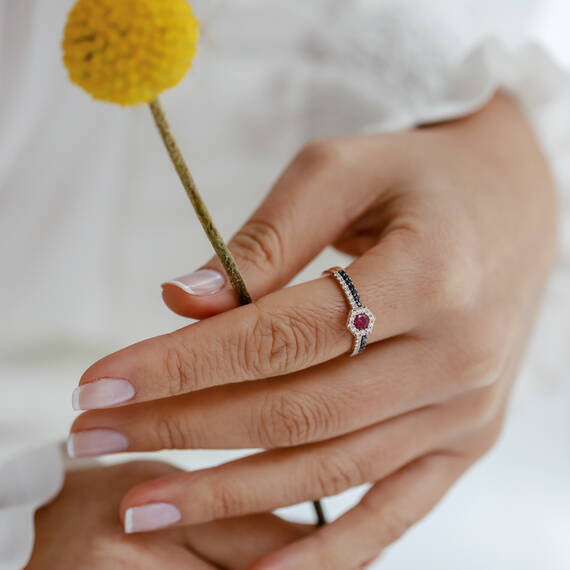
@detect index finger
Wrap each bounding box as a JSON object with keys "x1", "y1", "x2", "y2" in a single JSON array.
[{"x1": 73, "y1": 233, "x2": 434, "y2": 410}]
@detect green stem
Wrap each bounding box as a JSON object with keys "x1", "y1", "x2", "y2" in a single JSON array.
[
  {"x1": 149, "y1": 98, "x2": 251, "y2": 305},
  {"x1": 148, "y1": 97, "x2": 326, "y2": 526}
]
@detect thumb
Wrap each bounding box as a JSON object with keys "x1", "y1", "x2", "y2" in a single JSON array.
[{"x1": 162, "y1": 138, "x2": 391, "y2": 319}]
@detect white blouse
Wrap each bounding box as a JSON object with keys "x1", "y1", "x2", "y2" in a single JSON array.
[{"x1": 1, "y1": 1, "x2": 569, "y2": 568}]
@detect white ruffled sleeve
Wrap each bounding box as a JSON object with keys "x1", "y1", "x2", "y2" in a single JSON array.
[
  {"x1": 2, "y1": 2, "x2": 569, "y2": 568},
  {"x1": 310, "y1": 0, "x2": 570, "y2": 260},
  {"x1": 0, "y1": 444, "x2": 64, "y2": 570}
]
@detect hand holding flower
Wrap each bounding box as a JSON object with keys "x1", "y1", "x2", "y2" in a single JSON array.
[{"x1": 69, "y1": 93, "x2": 556, "y2": 568}]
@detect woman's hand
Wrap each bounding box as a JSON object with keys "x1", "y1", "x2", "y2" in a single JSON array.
[
  {"x1": 27, "y1": 461, "x2": 309, "y2": 569},
  {"x1": 68, "y1": 93, "x2": 556, "y2": 569}
]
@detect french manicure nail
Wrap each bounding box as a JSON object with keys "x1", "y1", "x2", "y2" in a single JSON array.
[
  {"x1": 124, "y1": 502, "x2": 182, "y2": 533},
  {"x1": 162, "y1": 269, "x2": 225, "y2": 295},
  {"x1": 67, "y1": 429, "x2": 129, "y2": 458},
  {"x1": 72, "y1": 378, "x2": 135, "y2": 410}
]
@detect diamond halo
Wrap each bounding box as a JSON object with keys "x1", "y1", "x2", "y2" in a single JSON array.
[{"x1": 323, "y1": 266, "x2": 376, "y2": 356}]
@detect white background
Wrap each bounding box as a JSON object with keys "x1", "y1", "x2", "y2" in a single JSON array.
[{"x1": 1, "y1": 1, "x2": 569, "y2": 568}]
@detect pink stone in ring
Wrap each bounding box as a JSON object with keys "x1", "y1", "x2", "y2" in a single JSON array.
[{"x1": 353, "y1": 313, "x2": 370, "y2": 331}]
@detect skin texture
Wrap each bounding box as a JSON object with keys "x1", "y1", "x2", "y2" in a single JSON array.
[
  {"x1": 28, "y1": 461, "x2": 312, "y2": 570},
  {"x1": 66, "y1": 93, "x2": 556, "y2": 569}
]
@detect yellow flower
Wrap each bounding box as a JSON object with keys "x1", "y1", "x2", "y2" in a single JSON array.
[{"x1": 62, "y1": 0, "x2": 199, "y2": 106}]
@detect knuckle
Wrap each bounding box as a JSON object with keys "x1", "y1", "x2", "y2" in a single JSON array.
[
  {"x1": 378, "y1": 507, "x2": 416, "y2": 544},
  {"x1": 307, "y1": 449, "x2": 365, "y2": 497},
  {"x1": 258, "y1": 394, "x2": 313, "y2": 447},
  {"x1": 458, "y1": 411, "x2": 507, "y2": 463},
  {"x1": 160, "y1": 334, "x2": 198, "y2": 396},
  {"x1": 231, "y1": 219, "x2": 285, "y2": 275},
  {"x1": 399, "y1": 221, "x2": 480, "y2": 313},
  {"x1": 462, "y1": 384, "x2": 505, "y2": 432},
  {"x1": 155, "y1": 414, "x2": 189, "y2": 450},
  {"x1": 448, "y1": 322, "x2": 504, "y2": 389},
  {"x1": 167, "y1": 470, "x2": 237, "y2": 522},
  {"x1": 478, "y1": 413, "x2": 506, "y2": 453},
  {"x1": 258, "y1": 390, "x2": 337, "y2": 447},
  {"x1": 294, "y1": 138, "x2": 346, "y2": 174},
  {"x1": 210, "y1": 481, "x2": 244, "y2": 520},
  {"x1": 419, "y1": 252, "x2": 474, "y2": 311},
  {"x1": 237, "y1": 305, "x2": 319, "y2": 377}
]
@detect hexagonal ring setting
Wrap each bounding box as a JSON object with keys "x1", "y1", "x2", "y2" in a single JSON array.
[{"x1": 323, "y1": 266, "x2": 375, "y2": 356}]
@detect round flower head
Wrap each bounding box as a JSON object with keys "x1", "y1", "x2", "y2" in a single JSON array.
[{"x1": 62, "y1": 0, "x2": 199, "y2": 106}]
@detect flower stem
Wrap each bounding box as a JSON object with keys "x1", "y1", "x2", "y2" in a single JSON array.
[
  {"x1": 149, "y1": 98, "x2": 251, "y2": 305},
  {"x1": 148, "y1": 97, "x2": 326, "y2": 526}
]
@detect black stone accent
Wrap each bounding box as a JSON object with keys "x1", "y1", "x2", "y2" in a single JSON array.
[
  {"x1": 338, "y1": 270, "x2": 362, "y2": 307},
  {"x1": 359, "y1": 335, "x2": 367, "y2": 353}
]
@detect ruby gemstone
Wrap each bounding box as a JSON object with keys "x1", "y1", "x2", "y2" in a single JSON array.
[{"x1": 353, "y1": 313, "x2": 370, "y2": 331}]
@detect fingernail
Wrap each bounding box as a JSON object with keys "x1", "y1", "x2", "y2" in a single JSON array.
[
  {"x1": 67, "y1": 429, "x2": 129, "y2": 458},
  {"x1": 124, "y1": 502, "x2": 182, "y2": 533},
  {"x1": 162, "y1": 269, "x2": 225, "y2": 295},
  {"x1": 72, "y1": 378, "x2": 135, "y2": 410}
]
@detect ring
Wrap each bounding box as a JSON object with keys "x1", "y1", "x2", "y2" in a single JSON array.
[{"x1": 323, "y1": 266, "x2": 375, "y2": 356}]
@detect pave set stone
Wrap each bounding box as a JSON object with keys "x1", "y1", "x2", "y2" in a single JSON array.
[{"x1": 329, "y1": 268, "x2": 375, "y2": 356}]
